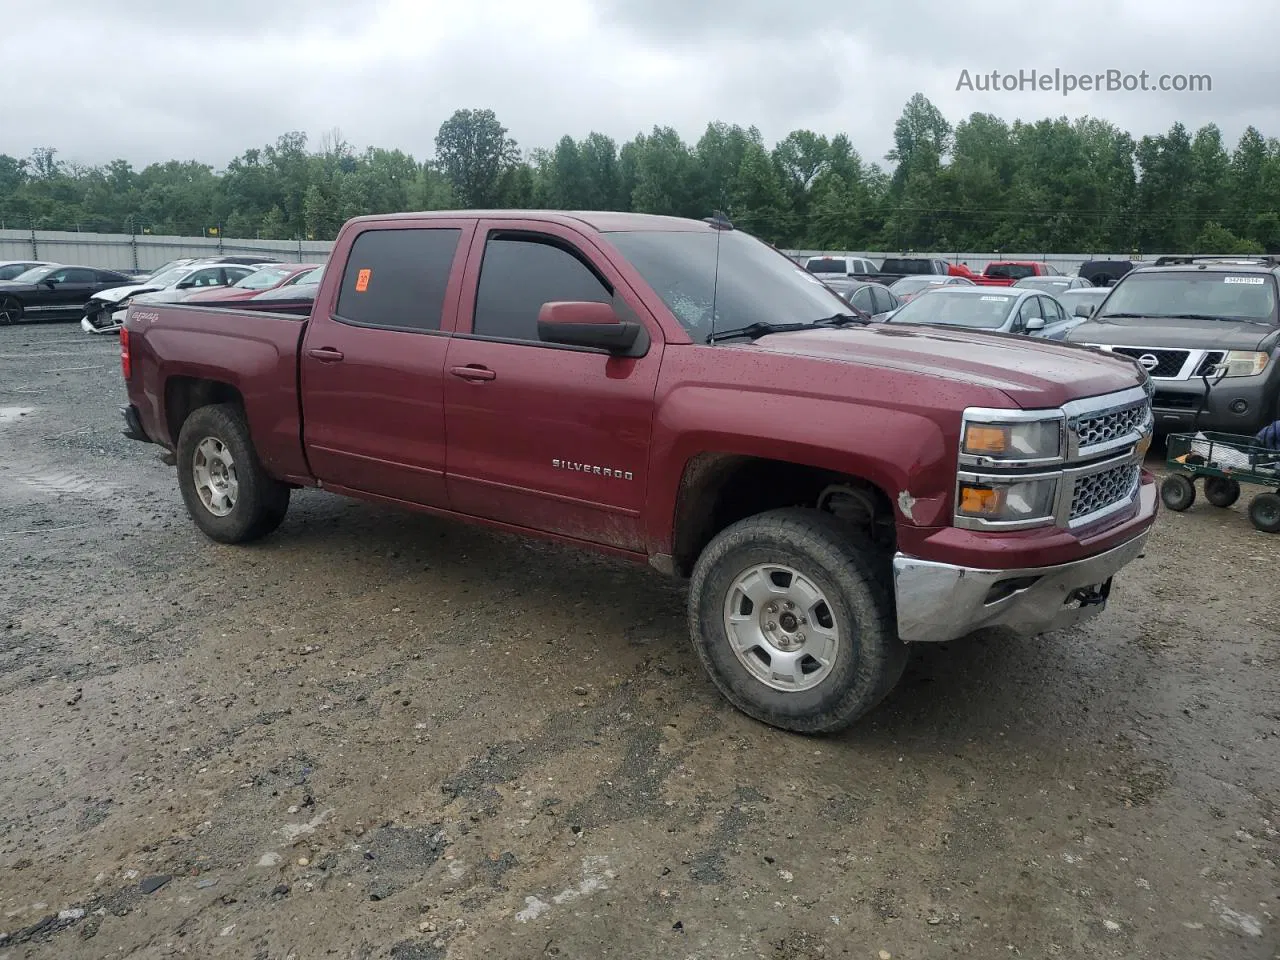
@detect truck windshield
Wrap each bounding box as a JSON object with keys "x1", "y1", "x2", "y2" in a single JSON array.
[
  {"x1": 605, "y1": 229, "x2": 851, "y2": 342},
  {"x1": 1098, "y1": 272, "x2": 1278, "y2": 323}
]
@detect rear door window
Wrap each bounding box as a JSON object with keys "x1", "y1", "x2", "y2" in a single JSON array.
[{"x1": 335, "y1": 228, "x2": 462, "y2": 332}]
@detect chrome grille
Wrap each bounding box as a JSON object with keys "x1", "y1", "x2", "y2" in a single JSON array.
[
  {"x1": 1073, "y1": 401, "x2": 1148, "y2": 450},
  {"x1": 1070, "y1": 462, "x2": 1139, "y2": 521},
  {"x1": 1111, "y1": 347, "x2": 1187, "y2": 378}
]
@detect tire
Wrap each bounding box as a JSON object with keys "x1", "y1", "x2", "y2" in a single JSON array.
[
  {"x1": 1160, "y1": 473, "x2": 1196, "y2": 512},
  {"x1": 1203, "y1": 476, "x2": 1241, "y2": 508},
  {"x1": 175, "y1": 403, "x2": 290, "y2": 544},
  {"x1": 687, "y1": 507, "x2": 906, "y2": 735},
  {"x1": 0, "y1": 296, "x2": 22, "y2": 326},
  {"x1": 1248, "y1": 492, "x2": 1280, "y2": 534}
]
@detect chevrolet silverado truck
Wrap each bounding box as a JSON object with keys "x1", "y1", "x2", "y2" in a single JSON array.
[
  {"x1": 1067, "y1": 256, "x2": 1280, "y2": 436},
  {"x1": 119, "y1": 211, "x2": 1158, "y2": 734}
]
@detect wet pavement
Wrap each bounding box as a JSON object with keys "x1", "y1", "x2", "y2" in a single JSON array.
[{"x1": 1, "y1": 322, "x2": 1276, "y2": 959}]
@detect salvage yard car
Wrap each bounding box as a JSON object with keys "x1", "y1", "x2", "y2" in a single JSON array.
[
  {"x1": 887, "y1": 286, "x2": 1079, "y2": 339},
  {"x1": 823, "y1": 277, "x2": 902, "y2": 320},
  {"x1": 0, "y1": 263, "x2": 137, "y2": 324},
  {"x1": 119, "y1": 211, "x2": 1158, "y2": 734},
  {"x1": 82, "y1": 261, "x2": 260, "y2": 333},
  {"x1": 180, "y1": 263, "x2": 323, "y2": 303},
  {"x1": 0, "y1": 259, "x2": 50, "y2": 281},
  {"x1": 1067, "y1": 255, "x2": 1280, "y2": 436}
]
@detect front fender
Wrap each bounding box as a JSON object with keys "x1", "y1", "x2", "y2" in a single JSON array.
[{"x1": 644, "y1": 383, "x2": 956, "y2": 555}]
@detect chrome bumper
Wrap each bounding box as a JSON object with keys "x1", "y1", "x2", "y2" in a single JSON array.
[{"x1": 892, "y1": 529, "x2": 1150, "y2": 644}]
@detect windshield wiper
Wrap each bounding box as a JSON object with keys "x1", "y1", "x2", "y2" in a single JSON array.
[
  {"x1": 1095, "y1": 312, "x2": 1145, "y2": 319},
  {"x1": 706, "y1": 321, "x2": 817, "y2": 343},
  {"x1": 707, "y1": 314, "x2": 870, "y2": 344},
  {"x1": 812, "y1": 312, "x2": 871, "y2": 328}
]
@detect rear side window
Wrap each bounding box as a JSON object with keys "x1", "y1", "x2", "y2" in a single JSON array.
[
  {"x1": 335, "y1": 227, "x2": 462, "y2": 331},
  {"x1": 473, "y1": 236, "x2": 612, "y2": 342},
  {"x1": 805, "y1": 258, "x2": 847, "y2": 275},
  {"x1": 986, "y1": 263, "x2": 1036, "y2": 280}
]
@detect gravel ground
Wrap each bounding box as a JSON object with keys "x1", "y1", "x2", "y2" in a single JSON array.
[{"x1": 0, "y1": 322, "x2": 1276, "y2": 960}]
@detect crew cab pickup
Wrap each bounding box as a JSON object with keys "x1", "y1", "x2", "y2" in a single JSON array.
[
  {"x1": 120, "y1": 211, "x2": 1159, "y2": 734},
  {"x1": 874, "y1": 257, "x2": 952, "y2": 285}
]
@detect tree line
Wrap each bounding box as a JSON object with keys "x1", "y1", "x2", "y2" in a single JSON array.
[{"x1": 2, "y1": 93, "x2": 1278, "y2": 254}]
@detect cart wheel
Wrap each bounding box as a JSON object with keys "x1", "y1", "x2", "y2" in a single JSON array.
[
  {"x1": 1204, "y1": 476, "x2": 1241, "y2": 508},
  {"x1": 1160, "y1": 473, "x2": 1196, "y2": 512},
  {"x1": 1248, "y1": 493, "x2": 1280, "y2": 533}
]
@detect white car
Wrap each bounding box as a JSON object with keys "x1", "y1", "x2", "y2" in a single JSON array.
[{"x1": 81, "y1": 261, "x2": 260, "y2": 334}]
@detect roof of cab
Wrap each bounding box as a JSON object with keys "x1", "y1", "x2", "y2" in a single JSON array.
[{"x1": 342, "y1": 210, "x2": 715, "y2": 232}]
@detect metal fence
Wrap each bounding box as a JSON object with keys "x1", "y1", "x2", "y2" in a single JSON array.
[
  {"x1": 0, "y1": 229, "x2": 333, "y2": 272},
  {"x1": 0, "y1": 228, "x2": 1160, "y2": 275}
]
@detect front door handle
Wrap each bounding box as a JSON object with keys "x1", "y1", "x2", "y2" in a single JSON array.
[
  {"x1": 308, "y1": 347, "x2": 345, "y2": 362},
  {"x1": 450, "y1": 365, "x2": 496, "y2": 382}
]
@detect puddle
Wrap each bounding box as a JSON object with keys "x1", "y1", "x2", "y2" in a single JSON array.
[{"x1": 0, "y1": 406, "x2": 35, "y2": 423}]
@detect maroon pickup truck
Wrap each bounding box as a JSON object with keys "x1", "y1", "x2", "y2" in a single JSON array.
[{"x1": 120, "y1": 211, "x2": 1158, "y2": 734}]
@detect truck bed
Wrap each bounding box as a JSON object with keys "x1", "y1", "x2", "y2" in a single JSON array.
[{"x1": 127, "y1": 302, "x2": 313, "y2": 483}]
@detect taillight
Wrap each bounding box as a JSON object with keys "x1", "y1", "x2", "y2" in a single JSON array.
[{"x1": 120, "y1": 326, "x2": 131, "y2": 379}]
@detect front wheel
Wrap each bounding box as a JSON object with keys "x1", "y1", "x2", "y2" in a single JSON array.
[
  {"x1": 687, "y1": 507, "x2": 906, "y2": 734},
  {"x1": 176, "y1": 403, "x2": 290, "y2": 544},
  {"x1": 1248, "y1": 493, "x2": 1280, "y2": 534},
  {"x1": 0, "y1": 296, "x2": 22, "y2": 325}
]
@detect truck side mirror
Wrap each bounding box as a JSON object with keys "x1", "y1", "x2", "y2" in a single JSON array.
[
  {"x1": 537, "y1": 301, "x2": 644, "y2": 355},
  {"x1": 1073, "y1": 302, "x2": 1094, "y2": 318}
]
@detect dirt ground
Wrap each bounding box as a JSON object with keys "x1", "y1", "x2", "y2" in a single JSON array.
[{"x1": 0, "y1": 322, "x2": 1276, "y2": 960}]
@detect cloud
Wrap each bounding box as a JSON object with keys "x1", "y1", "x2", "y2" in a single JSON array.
[{"x1": 0, "y1": 0, "x2": 1276, "y2": 171}]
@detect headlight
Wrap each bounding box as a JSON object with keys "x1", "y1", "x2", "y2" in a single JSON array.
[
  {"x1": 1215, "y1": 351, "x2": 1269, "y2": 378},
  {"x1": 956, "y1": 476, "x2": 1059, "y2": 526},
  {"x1": 961, "y1": 417, "x2": 1063, "y2": 463}
]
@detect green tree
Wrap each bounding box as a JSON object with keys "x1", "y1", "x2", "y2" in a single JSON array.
[
  {"x1": 434, "y1": 108, "x2": 519, "y2": 207},
  {"x1": 631, "y1": 127, "x2": 697, "y2": 217},
  {"x1": 1194, "y1": 221, "x2": 1264, "y2": 254}
]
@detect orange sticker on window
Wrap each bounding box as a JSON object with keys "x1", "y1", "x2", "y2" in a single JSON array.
[{"x1": 355, "y1": 268, "x2": 371, "y2": 292}]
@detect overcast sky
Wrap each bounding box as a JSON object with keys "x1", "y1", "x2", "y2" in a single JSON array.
[{"x1": 4, "y1": 0, "x2": 1279, "y2": 171}]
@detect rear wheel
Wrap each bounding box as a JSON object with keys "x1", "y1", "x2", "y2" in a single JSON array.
[
  {"x1": 0, "y1": 296, "x2": 22, "y2": 325},
  {"x1": 1160, "y1": 473, "x2": 1196, "y2": 512},
  {"x1": 176, "y1": 403, "x2": 290, "y2": 543},
  {"x1": 687, "y1": 507, "x2": 906, "y2": 734},
  {"x1": 1204, "y1": 476, "x2": 1241, "y2": 508},
  {"x1": 1248, "y1": 493, "x2": 1280, "y2": 534}
]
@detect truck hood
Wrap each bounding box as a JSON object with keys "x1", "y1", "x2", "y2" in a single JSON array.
[
  {"x1": 1065, "y1": 314, "x2": 1279, "y2": 352},
  {"x1": 749, "y1": 323, "x2": 1145, "y2": 409}
]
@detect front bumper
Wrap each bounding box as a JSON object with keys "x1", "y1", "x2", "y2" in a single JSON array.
[
  {"x1": 1150, "y1": 377, "x2": 1275, "y2": 435},
  {"x1": 892, "y1": 528, "x2": 1151, "y2": 644}
]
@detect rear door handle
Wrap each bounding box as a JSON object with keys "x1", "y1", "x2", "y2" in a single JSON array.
[
  {"x1": 308, "y1": 347, "x2": 344, "y2": 362},
  {"x1": 450, "y1": 365, "x2": 496, "y2": 382}
]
